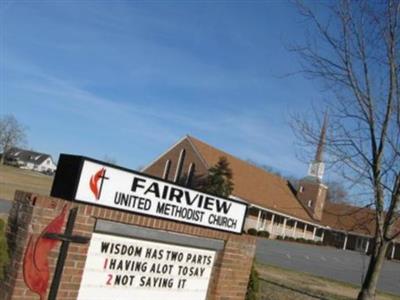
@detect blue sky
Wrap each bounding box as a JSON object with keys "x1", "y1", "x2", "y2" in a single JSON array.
[{"x1": 1, "y1": 1, "x2": 330, "y2": 178}]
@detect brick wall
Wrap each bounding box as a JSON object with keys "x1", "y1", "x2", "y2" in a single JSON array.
[
  {"x1": 1, "y1": 191, "x2": 256, "y2": 300},
  {"x1": 144, "y1": 138, "x2": 209, "y2": 184},
  {"x1": 297, "y1": 180, "x2": 327, "y2": 221}
]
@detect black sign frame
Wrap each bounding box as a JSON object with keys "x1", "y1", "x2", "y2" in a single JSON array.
[{"x1": 51, "y1": 154, "x2": 248, "y2": 235}]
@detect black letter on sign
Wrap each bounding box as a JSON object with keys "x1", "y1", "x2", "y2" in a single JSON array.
[{"x1": 132, "y1": 177, "x2": 146, "y2": 192}]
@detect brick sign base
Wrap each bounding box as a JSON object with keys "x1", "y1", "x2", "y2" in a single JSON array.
[{"x1": 1, "y1": 191, "x2": 256, "y2": 300}]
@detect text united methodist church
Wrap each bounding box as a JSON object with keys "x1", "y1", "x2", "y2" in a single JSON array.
[{"x1": 142, "y1": 131, "x2": 400, "y2": 261}]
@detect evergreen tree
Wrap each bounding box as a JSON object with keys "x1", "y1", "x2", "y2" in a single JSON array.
[
  {"x1": 201, "y1": 157, "x2": 259, "y2": 299},
  {"x1": 202, "y1": 156, "x2": 234, "y2": 198}
]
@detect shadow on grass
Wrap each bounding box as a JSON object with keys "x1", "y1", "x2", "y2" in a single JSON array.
[{"x1": 259, "y1": 277, "x2": 332, "y2": 300}]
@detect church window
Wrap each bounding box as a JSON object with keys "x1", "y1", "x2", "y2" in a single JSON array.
[
  {"x1": 173, "y1": 149, "x2": 186, "y2": 182},
  {"x1": 163, "y1": 159, "x2": 171, "y2": 179}
]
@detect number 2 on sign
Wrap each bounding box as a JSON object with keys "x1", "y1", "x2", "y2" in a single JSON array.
[{"x1": 106, "y1": 274, "x2": 113, "y2": 285}]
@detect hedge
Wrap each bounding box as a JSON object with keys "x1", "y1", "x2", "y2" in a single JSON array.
[
  {"x1": 0, "y1": 219, "x2": 9, "y2": 281},
  {"x1": 245, "y1": 262, "x2": 259, "y2": 300},
  {"x1": 247, "y1": 228, "x2": 258, "y2": 236},
  {"x1": 257, "y1": 231, "x2": 270, "y2": 238}
]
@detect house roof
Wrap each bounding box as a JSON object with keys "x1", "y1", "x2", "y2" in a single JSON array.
[
  {"x1": 322, "y1": 201, "x2": 400, "y2": 239},
  {"x1": 321, "y1": 202, "x2": 375, "y2": 235},
  {"x1": 5, "y1": 147, "x2": 53, "y2": 165},
  {"x1": 187, "y1": 136, "x2": 316, "y2": 223}
]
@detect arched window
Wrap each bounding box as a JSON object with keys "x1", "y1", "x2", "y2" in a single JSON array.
[
  {"x1": 163, "y1": 159, "x2": 171, "y2": 180},
  {"x1": 174, "y1": 149, "x2": 186, "y2": 183},
  {"x1": 185, "y1": 163, "x2": 196, "y2": 187}
]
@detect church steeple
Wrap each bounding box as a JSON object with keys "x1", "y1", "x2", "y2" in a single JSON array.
[
  {"x1": 315, "y1": 112, "x2": 327, "y2": 162},
  {"x1": 298, "y1": 113, "x2": 329, "y2": 221},
  {"x1": 307, "y1": 113, "x2": 328, "y2": 181}
]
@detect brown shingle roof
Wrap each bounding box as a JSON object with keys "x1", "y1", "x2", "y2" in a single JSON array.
[
  {"x1": 321, "y1": 202, "x2": 376, "y2": 235},
  {"x1": 187, "y1": 136, "x2": 315, "y2": 223},
  {"x1": 322, "y1": 201, "x2": 400, "y2": 239},
  {"x1": 183, "y1": 135, "x2": 400, "y2": 238}
]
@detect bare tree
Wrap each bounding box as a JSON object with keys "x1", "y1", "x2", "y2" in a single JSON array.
[
  {"x1": 0, "y1": 115, "x2": 27, "y2": 164},
  {"x1": 290, "y1": 1, "x2": 400, "y2": 299},
  {"x1": 246, "y1": 159, "x2": 283, "y2": 177},
  {"x1": 102, "y1": 155, "x2": 117, "y2": 165},
  {"x1": 326, "y1": 181, "x2": 348, "y2": 203}
]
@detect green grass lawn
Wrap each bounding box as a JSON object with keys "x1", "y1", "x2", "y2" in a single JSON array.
[{"x1": 0, "y1": 164, "x2": 53, "y2": 201}]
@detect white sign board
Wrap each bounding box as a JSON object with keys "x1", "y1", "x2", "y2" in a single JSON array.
[
  {"x1": 75, "y1": 160, "x2": 246, "y2": 233},
  {"x1": 77, "y1": 233, "x2": 216, "y2": 300}
]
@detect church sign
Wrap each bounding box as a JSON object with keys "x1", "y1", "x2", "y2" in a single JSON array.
[
  {"x1": 77, "y1": 232, "x2": 216, "y2": 300},
  {"x1": 51, "y1": 155, "x2": 247, "y2": 234}
]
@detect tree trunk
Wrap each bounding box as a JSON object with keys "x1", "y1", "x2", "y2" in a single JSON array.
[{"x1": 357, "y1": 240, "x2": 389, "y2": 300}]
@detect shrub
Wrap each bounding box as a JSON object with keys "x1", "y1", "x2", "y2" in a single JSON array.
[
  {"x1": 247, "y1": 228, "x2": 258, "y2": 236},
  {"x1": 257, "y1": 231, "x2": 270, "y2": 238},
  {"x1": 246, "y1": 262, "x2": 259, "y2": 300},
  {"x1": 276, "y1": 235, "x2": 283, "y2": 240},
  {"x1": 0, "y1": 219, "x2": 9, "y2": 281}
]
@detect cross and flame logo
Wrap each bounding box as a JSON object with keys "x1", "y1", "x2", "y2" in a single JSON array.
[
  {"x1": 23, "y1": 205, "x2": 68, "y2": 300},
  {"x1": 89, "y1": 167, "x2": 108, "y2": 200}
]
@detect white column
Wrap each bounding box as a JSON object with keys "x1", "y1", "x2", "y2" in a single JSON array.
[
  {"x1": 391, "y1": 243, "x2": 396, "y2": 260},
  {"x1": 312, "y1": 227, "x2": 317, "y2": 240},
  {"x1": 303, "y1": 224, "x2": 308, "y2": 238},
  {"x1": 262, "y1": 214, "x2": 267, "y2": 230},
  {"x1": 365, "y1": 239, "x2": 370, "y2": 254},
  {"x1": 343, "y1": 234, "x2": 348, "y2": 250},
  {"x1": 281, "y1": 218, "x2": 287, "y2": 237},
  {"x1": 269, "y1": 214, "x2": 275, "y2": 233},
  {"x1": 292, "y1": 221, "x2": 298, "y2": 238},
  {"x1": 256, "y1": 210, "x2": 261, "y2": 230},
  {"x1": 321, "y1": 230, "x2": 325, "y2": 243}
]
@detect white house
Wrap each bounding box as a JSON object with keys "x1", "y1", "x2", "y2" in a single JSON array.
[{"x1": 4, "y1": 147, "x2": 57, "y2": 174}]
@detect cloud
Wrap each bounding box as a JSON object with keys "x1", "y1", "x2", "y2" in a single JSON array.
[
  {"x1": 3, "y1": 54, "x2": 276, "y2": 136},
  {"x1": 2, "y1": 0, "x2": 305, "y2": 176},
  {"x1": 4, "y1": 52, "x2": 303, "y2": 175}
]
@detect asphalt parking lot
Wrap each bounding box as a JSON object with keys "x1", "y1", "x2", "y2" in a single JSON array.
[{"x1": 256, "y1": 238, "x2": 400, "y2": 295}]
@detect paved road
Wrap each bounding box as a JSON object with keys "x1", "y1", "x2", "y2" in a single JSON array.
[
  {"x1": 0, "y1": 198, "x2": 12, "y2": 214},
  {"x1": 256, "y1": 239, "x2": 400, "y2": 295}
]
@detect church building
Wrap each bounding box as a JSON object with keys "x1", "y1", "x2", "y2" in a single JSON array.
[{"x1": 142, "y1": 122, "x2": 399, "y2": 260}]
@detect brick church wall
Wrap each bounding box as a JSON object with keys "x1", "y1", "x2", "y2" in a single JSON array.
[{"x1": 144, "y1": 138, "x2": 209, "y2": 184}]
